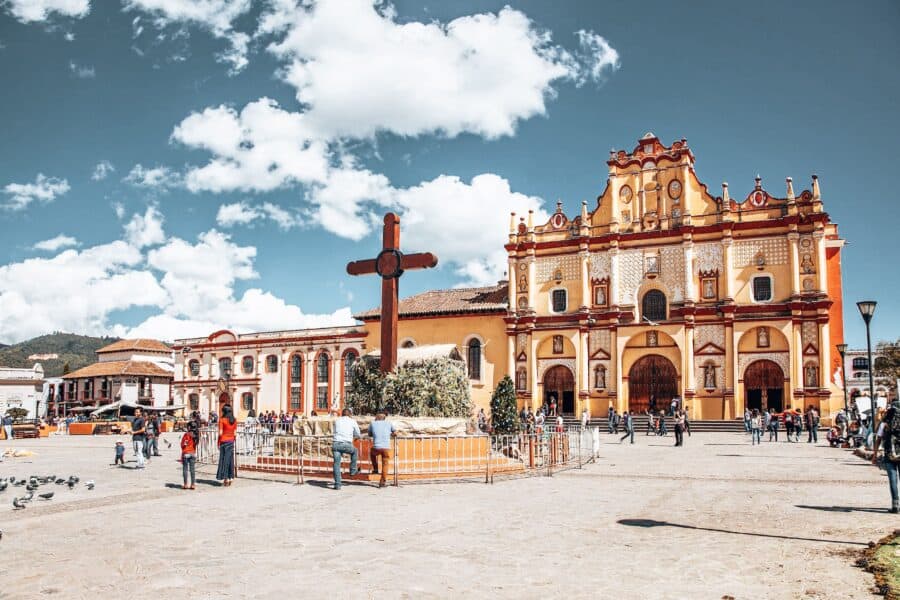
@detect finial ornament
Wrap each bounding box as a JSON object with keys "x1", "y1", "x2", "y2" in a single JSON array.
[
  {"x1": 722, "y1": 182, "x2": 730, "y2": 204},
  {"x1": 811, "y1": 174, "x2": 821, "y2": 200},
  {"x1": 527, "y1": 209, "x2": 534, "y2": 231},
  {"x1": 786, "y1": 177, "x2": 795, "y2": 202}
]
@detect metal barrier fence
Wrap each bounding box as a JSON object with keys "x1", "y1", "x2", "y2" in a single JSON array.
[{"x1": 196, "y1": 425, "x2": 597, "y2": 485}]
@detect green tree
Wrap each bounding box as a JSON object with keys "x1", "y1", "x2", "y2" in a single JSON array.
[
  {"x1": 874, "y1": 338, "x2": 900, "y2": 396},
  {"x1": 490, "y1": 375, "x2": 519, "y2": 434},
  {"x1": 62, "y1": 361, "x2": 71, "y2": 375}
]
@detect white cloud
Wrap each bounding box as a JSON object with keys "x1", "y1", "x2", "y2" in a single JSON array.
[
  {"x1": 575, "y1": 30, "x2": 620, "y2": 85},
  {"x1": 68, "y1": 60, "x2": 95, "y2": 78},
  {"x1": 112, "y1": 201, "x2": 126, "y2": 219},
  {"x1": 64, "y1": 31, "x2": 75, "y2": 41},
  {"x1": 216, "y1": 200, "x2": 305, "y2": 230},
  {"x1": 32, "y1": 234, "x2": 79, "y2": 252},
  {"x1": 265, "y1": 1, "x2": 581, "y2": 140},
  {"x1": 3, "y1": 0, "x2": 90, "y2": 23},
  {"x1": 91, "y1": 159, "x2": 115, "y2": 180},
  {"x1": 2, "y1": 173, "x2": 70, "y2": 210},
  {"x1": 123, "y1": 163, "x2": 180, "y2": 188},
  {"x1": 172, "y1": 98, "x2": 329, "y2": 193},
  {"x1": 122, "y1": 0, "x2": 253, "y2": 73},
  {"x1": 124, "y1": 204, "x2": 166, "y2": 248}
]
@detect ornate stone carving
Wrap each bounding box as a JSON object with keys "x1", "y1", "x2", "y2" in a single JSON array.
[
  {"x1": 617, "y1": 249, "x2": 643, "y2": 304},
  {"x1": 537, "y1": 358, "x2": 577, "y2": 381},
  {"x1": 738, "y1": 352, "x2": 790, "y2": 380},
  {"x1": 517, "y1": 333, "x2": 528, "y2": 354},
  {"x1": 660, "y1": 246, "x2": 685, "y2": 302},
  {"x1": 589, "y1": 252, "x2": 611, "y2": 281},
  {"x1": 590, "y1": 360, "x2": 610, "y2": 389},
  {"x1": 801, "y1": 321, "x2": 818, "y2": 351},
  {"x1": 693, "y1": 242, "x2": 723, "y2": 274},
  {"x1": 694, "y1": 356, "x2": 723, "y2": 390},
  {"x1": 535, "y1": 254, "x2": 580, "y2": 283},
  {"x1": 589, "y1": 329, "x2": 611, "y2": 356},
  {"x1": 695, "y1": 324, "x2": 725, "y2": 352},
  {"x1": 734, "y1": 238, "x2": 788, "y2": 267}
]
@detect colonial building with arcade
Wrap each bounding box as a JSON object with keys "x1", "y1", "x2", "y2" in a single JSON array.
[{"x1": 504, "y1": 133, "x2": 845, "y2": 420}]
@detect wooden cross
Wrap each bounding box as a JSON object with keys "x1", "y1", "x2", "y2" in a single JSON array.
[{"x1": 346, "y1": 213, "x2": 438, "y2": 374}]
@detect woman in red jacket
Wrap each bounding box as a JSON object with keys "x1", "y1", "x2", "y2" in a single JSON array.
[
  {"x1": 216, "y1": 404, "x2": 238, "y2": 487},
  {"x1": 180, "y1": 422, "x2": 198, "y2": 489}
]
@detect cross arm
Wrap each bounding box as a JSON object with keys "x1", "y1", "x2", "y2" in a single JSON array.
[
  {"x1": 346, "y1": 259, "x2": 377, "y2": 276},
  {"x1": 400, "y1": 252, "x2": 438, "y2": 270}
]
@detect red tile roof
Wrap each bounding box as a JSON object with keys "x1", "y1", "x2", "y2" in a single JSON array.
[
  {"x1": 355, "y1": 282, "x2": 509, "y2": 320},
  {"x1": 63, "y1": 360, "x2": 173, "y2": 379},
  {"x1": 96, "y1": 339, "x2": 171, "y2": 354}
]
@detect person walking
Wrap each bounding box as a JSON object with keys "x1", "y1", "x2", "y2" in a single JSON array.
[
  {"x1": 743, "y1": 408, "x2": 751, "y2": 433},
  {"x1": 613, "y1": 411, "x2": 621, "y2": 434},
  {"x1": 131, "y1": 408, "x2": 147, "y2": 469},
  {"x1": 750, "y1": 409, "x2": 762, "y2": 445},
  {"x1": 806, "y1": 405, "x2": 819, "y2": 443},
  {"x1": 683, "y1": 407, "x2": 691, "y2": 438},
  {"x1": 871, "y1": 400, "x2": 900, "y2": 513},
  {"x1": 580, "y1": 407, "x2": 590, "y2": 431},
  {"x1": 2, "y1": 413, "x2": 13, "y2": 441},
  {"x1": 619, "y1": 411, "x2": 634, "y2": 444},
  {"x1": 607, "y1": 406, "x2": 615, "y2": 434},
  {"x1": 332, "y1": 408, "x2": 361, "y2": 490},
  {"x1": 674, "y1": 410, "x2": 685, "y2": 447},
  {"x1": 180, "y1": 422, "x2": 198, "y2": 490},
  {"x1": 646, "y1": 410, "x2": 656, "y2": 436},
  {"x1": 658, "y1": 411, "x2": 668, "y2": 436},
  {"x1": 369, "y1": 409, "x2": 396, "y2": 488},
  {"x1": 793, "y1": 409, "x2": 803, "y2": 442},
  {"x1": 216, "y1": 404, "x2": 237, "y2": 487},
  {"x1": 784, "y1": 410, "x2": 794, "y2": 442},
  {"x1": 767, "y1": 409, "x2": 779, "y2": 442}
]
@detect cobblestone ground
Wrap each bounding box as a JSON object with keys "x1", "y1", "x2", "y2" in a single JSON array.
[{"x1": 0, "y1": 431, "x2": 894, "y2": 599}]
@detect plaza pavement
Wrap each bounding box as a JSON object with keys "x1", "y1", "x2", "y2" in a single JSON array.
[{"x1": 0, "y1": 430, "x2": 894, "y2": 599}]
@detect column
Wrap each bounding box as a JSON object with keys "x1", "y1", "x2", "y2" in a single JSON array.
[
  {"x1": 725, "y1": 321, "x2": 736, "y2": 417},
  {"x1": 683, "y1": 240, "x2": 695, "y2": 303},
  {"x1": 508, "y1": 257, "x2": 517, "y2": 310},
  {"x1": 580, "y1": 250, "x2": 590, "y2": 308},
  {"x1": 507, "y1": 334, "x2": 515, "y2": 383},
  {"x1": 306, "y1": 351, "x2": 315, "y2": 415},
  {"x1": 813, "y1": 230, "x2": 827, "y2": 293},
  {"x1": 819, "y1": 321, "x2": 831, "y2": 390},
  {"x1": 579, "y1": 329, "x2": 589, "y2": 395},
  {"x1": 332, "y1": 349, "x2": 342, "y2": 411},
  {"x1": 529, "y1": 335, "x2": 540, "y2": 408},
  {"x1": 609, "y1": 247, "x2": 620, "y2": 307},
  {"x1": 684, "y1": 326, "x2": 696, "y2": 393},
  {"x1": 527, "y1": 256, "x2": 536, "y2": 310},
  {"x1": 788, "y1": 232, "x2": 800, "y2": 297},
  {"x1": 792, "y1": 322, "x2": 803, "y2": 394},
  {"x1": 721, "y1": 238, "x2": 734, "y2": 300},
  {"x1": 612, "y1": 328, "x2": 623, "y2": 412}
]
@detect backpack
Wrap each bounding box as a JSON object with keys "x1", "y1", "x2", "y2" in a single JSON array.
[{"x1": 885, "y1": 408, "x2": 900, "y2": 463}]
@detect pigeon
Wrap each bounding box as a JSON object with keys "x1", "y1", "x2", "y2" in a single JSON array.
[
  {"x1": 55, "y1": 479, "x2": 66, "y2": 486},
  {"x1": 85, "y1": 481, "x2": 95, "y2": 491},
  {"x1": 67, "y1": 480, "x2": 75, "y2": 490},
  {"x1": 0, "y1": 482, "x2": 7, "y2": 492},
  {"x1": 164, "y1": 439, "x2": 172, "y2": 449},
  {"x1": 69, "y1": 476, "x2": 79, "y2": 484},
  {"x1": 20, "y1": 491, "x2": 33, "y2": 503},
  {"x1": 13, "y1": 480, "x2": 25, "y2": 487},
  {"x1": 38, "y1": 492, "x2": 54, "y2": 500},
  {"x1": 12, "y1": 497, "x2": 25, "y2": 510}
]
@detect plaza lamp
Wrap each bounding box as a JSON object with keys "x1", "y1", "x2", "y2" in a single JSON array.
[
  {"x1": 836, "y1": 343, "x2": 848, "y2": 415},
  {"x1": 856, "y1": 301, "x2": 877, "y2": 429}
]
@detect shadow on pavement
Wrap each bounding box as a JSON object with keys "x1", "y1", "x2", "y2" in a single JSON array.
[
  {"x1": 795, "y1": 504, "x2": 888, "y2": 514},
  {"x1": 617, "y1": 518, "x2": 867, "y2": 546}
]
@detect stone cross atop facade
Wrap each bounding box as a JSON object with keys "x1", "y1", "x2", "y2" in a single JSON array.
[{"x1": 346, "y1": 213, "x2": 438, "y2": 374}]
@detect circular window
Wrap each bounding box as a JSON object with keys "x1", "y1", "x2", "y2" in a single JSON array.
[
  {"x1": 619, "y1": 185, "x2": 632, "y2": 204},
  {"x1": 667, "y1": 179, "x2": 682, "y2": 199}
]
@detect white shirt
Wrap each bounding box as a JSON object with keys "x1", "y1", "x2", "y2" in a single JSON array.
[{"x1": 333, "y1": 416, "x2": 361, "y2": 444}]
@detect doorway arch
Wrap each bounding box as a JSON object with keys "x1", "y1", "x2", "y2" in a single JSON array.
[
  {"x1": 543, "y1": 365, "x2": 575, "y2": 415},
  {"x1": 744, "y1": 360, "x2": 785, "y2": 413},
  {"x1": 628, "y1": 354, "x2": 679, "y2": 414}
]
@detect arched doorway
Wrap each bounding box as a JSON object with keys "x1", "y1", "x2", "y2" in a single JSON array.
[
  {"x1": 543, "y1": 366, "x2": 575, "y2": 415},
  {"x1": 744, "y1": 360, "x2": 784, "y2": 413},
  {"x1": 628, "y1": 355, "x2": 679, "y2": 414}
]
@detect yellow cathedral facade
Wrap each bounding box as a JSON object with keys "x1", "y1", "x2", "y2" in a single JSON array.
[{"x1": 357, "y1": 133, "x2": 847, "y2": 422}]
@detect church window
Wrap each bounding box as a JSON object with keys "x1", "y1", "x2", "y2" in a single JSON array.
[
  {"x1": 289, "y1": 354, "x2": 302, "y2": 411},
  {"x1": 516, "y1": 367, "x2": 527, "y2": 391},
  {"x1": 266, "y1": 355, "x2": 278, "y2": 373},
  {"x1": 241, "y1": 392, "x2": 254, "y2": 411},
  {"x1": 316, "y1": 353, "x2": 330, "y2": 411},
  {"x1": 642, "y1": 290, "x2": 667, "y2": 322},
  {"x1": 188, "y1": 360, "x2": 200, "y2": 377},
  {"x1": 188, "y1": 394, "x2": 199, "y2": 411},
  {"x1": 241, "y1": 356, "x2": 254, "y2": 374},
  {"x1": 551, "y1": 289, "x2": 567, "y2": 313},
  {"x1": 752, "y1": 275, "x2": 773, "y2": 302},
  {"x1": 467, "y1": 338, "x2": 482, "y2": 380},
  {"x1": 218, "y1": 357, "x2": 232, "y2": 379},
  {"x1": 343, "y1": 350, "x2": 357, "y2": 384},
  {"x1": 852, "y1": 357, "x2": 869, "y2": 370}
]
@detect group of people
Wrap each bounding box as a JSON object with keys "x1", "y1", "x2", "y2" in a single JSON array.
[
  {"x1": 247, "y1": 410, "x2": 295, "y2": 432},
  {"x1": 517, "y1": 406, "x2": 565, "y2": 434},
  {"x1": 743, "y1": 406, "x2": 819, "y2": 445},
  {"x1": 330, "y1": 408, "x2": 396, "y2": 489},
  {"x1": 126, "y1": 408, "x2": 163, "y2": 469}
]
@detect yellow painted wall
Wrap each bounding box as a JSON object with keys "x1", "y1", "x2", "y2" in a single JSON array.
[{"x1": 361, "y1": 313, "x2": 507, "y2": 414}]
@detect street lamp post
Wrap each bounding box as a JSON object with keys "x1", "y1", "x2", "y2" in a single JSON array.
[
  {"x1": 857, "y1": 301, "x2": 877, "y2": 427},
  {"x1": 837, "y1": 343, "x2": 849, "y2": 415}
]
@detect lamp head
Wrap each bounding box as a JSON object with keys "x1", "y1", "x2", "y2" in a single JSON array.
[
  {"x1": 836, "y1": 343, "x2": 848, "y2": 358},
  {"x1": 857, "y1": 300, "x2": 877, "y2": 324}
]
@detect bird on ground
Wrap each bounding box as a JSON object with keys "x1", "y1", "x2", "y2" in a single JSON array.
[
  {"x1": 13, "y1": 480, "x2": 25, "y2": 487},
  {"x1": 69, "y1": 476, "x2": 79, "y2": 484},
  {"x1": 67, "y1": 480, "x2": 75, "y2": 490},
  {"x1": 85, "y1": 481, "x2": 95, "y2": 490},
  {"x1": 164, "y1": 439, "x2": 172, "y2": 449},
  {"x1": 38, "y1": 492, "x2": 54, "y2": 500},
  {"x1": 0, "y1": 482, "x2": 8, "y2": 492},
  {"x1": 55, "y1": 479, "x2": 66, "y2": 486},
  {"x1": 20, "y1": 491, "x2": 33, "y2": 503},
  {"x1": 12, "y1": 498, "x2": 25, "y2": 510}
]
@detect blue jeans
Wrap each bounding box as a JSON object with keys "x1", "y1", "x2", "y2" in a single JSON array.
[
  {"x1": 883, "y1": 459, "x2": 900, "y2": 509},
  {"x1": 751, "y1": 428, "x2": 762, "y2": 445},
  {"x1": 182, "y1": 453, "x2": 196, "y2": 486},
  {"x1": 743, "y1": 419, "x2": 750, "y2": 433},
  {"x1": 332, "y1": 441, "x2": 358, "y2": 488}
]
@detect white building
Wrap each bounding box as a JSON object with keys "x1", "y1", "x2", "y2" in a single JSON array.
[
  {"x1": 59, "y1": 339, "x2": 174, "y2": 415},
  {"x1": 172, "y1": 327, "x2": 367, "y2": 420},
  {"x1": 0, "y1": 363, "x2": 45, "y2": 419},
  {"x1": 843, "y1": 348, "x2": 892, "y2": 403}
]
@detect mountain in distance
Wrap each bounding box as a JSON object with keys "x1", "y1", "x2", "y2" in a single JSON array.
[{"x1": 0, "y1": 333, "x2": 120, "y2": 377}]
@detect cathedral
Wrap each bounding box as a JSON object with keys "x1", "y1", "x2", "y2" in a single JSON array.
[{"x1": 174, "y1": 133, "x2": 846, "y2": 423}]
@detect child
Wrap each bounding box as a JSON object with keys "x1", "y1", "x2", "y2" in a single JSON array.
[
  {"x1": 180, "y1": 423, "x2": 198, "y2": 490},
  {"x1": 114, "y1": 440, "x2": 125, "y2": 465}
]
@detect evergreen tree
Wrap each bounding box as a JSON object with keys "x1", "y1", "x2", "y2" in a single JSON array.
[
  {"x1": 62, "y1": 361, "x2": 70, "y2": 375},
  {"x1": 490, "y1": 375, "x2": 519, "y2": 434}
]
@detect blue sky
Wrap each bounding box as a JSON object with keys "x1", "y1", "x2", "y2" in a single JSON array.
[{"x1": 0, "y1": 0, "x2": 897, "y2": 348}]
